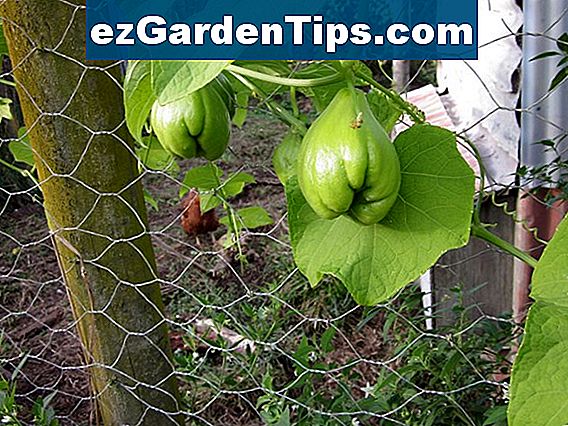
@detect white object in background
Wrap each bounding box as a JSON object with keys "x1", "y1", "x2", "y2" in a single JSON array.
[
  {"x1": 437, "y1": 0, "x2": 523, "y2": 189},
  {"x1": 397, "y1": 84, "x2": 481, "y2": 179},
  {"x1": 419, "y1": 271, "x2": 434, "y2": 331}
]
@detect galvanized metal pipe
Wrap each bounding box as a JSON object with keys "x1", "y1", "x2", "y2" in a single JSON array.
[
  {"x1": 514, "y1": 0, "x2": 568, "y2": 324},
  {"x1": 521, "y1": 0, "x2": 568, "y2": 182}
]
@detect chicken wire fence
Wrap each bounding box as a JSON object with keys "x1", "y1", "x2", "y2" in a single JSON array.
[{"x1": 0, "y1": 1, "x2": 566, "y2": 425}]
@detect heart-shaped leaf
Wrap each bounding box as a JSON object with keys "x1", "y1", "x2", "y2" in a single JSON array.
[
  {"x1": 509, "y1": 214, "x2": 568, "y2": 426},
  {"x1": 286, "y1": 125, "x2": 475, "y2": 305}
]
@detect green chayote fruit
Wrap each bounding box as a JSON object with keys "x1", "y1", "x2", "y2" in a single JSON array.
[
  {"x1": 150, "y1": 83, "x2": 231, "y2": 161},
  {"x1": 272, "y1": 131, "x2": 302, "y2": 185},
  {"x1": 297, "y1": 87, "x2": 401, "y2": 225}
]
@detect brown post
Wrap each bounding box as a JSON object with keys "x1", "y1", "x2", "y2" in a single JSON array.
[
  {"x1": 393, "y1": 60, "x2": 411, "y2": 92},
  {"x1": 0, "y1": 1, "x2": 181, "y2": 424}
]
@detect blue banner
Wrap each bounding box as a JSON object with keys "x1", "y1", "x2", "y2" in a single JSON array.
[{"x1": 86, "y1": 0, "x2": 478, "y2": 60}]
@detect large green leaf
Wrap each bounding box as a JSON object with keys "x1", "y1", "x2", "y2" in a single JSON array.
[
  {"x1": 509, "y1": 214, "x2": 568, "y2": 426},
  {"x1": 531, "y1": 216, "x2": 568, "y2": 307},
  {"x1": 286, "y1": 125, "x2": 474, "y2": 305},
  {"x1": 124, "y1": 60, "x2": 155, "y2": 143},
  {"x1": 549, "y1": 66, "x2": 568, "y2": 92},
  {"x1": 151, "y1": 60, "x2": 232, "y2": 105}
]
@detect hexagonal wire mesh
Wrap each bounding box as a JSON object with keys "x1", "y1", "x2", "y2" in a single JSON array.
[{"x1": 0, "y1": 0, "x2": 567, "y2": 425}]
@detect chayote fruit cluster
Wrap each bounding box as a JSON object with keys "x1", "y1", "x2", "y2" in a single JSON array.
[{"x1": 297, "y1": 88, "x2": 401, "y2": 225}]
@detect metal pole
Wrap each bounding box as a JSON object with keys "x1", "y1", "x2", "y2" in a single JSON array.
[
  {"x1": 514, "y1": 0, "x2": 568, "y2": 324},
  {"x1": 521, "y1": 0, "x2": 568, "y2": 176}
]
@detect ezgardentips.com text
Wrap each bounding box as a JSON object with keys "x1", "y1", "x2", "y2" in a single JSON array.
[{"x1": 90, "y1": 15, "x2": 475, "y2": 54}]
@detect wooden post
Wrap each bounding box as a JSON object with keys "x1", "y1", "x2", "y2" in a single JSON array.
[
  {"x1": 433, "y1": 193, "x2": 517, "y2": 326},
  {"x1": 392, "y1": 60, "x2": 410, "y2": 92},
  {"x1": 0, "y1": 1, "x2": 181, "y2": 424}
]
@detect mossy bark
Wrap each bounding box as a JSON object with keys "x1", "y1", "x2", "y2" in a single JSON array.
[{"x1": 0, "y1": 1, "x2": 182, "y2": 424}]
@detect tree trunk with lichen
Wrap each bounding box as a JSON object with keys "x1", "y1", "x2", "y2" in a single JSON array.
[{"x1": 0, "y1": 1, "x2": 181, "y2": 424}]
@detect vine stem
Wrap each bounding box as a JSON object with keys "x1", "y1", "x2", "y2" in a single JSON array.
[
  {"x1": 228, "y1": 71, "x2": 307, "y2": 135},
  {"x1": 0, "y1": 78, "x2": 16, "y2": 87},
  {"x1": 457, "y1": 134, "x2": 486, "y2": 224},
  {"x1": 0, "y1": 156, "x2": 27, "y2": 174},
  {"x1": 289, "y1": 86, "x2": 300, "y2": 118},
  {"x1": 471, "y1": 222, "x2": 538, "y2": 268},
  {"x1": 226, "y1": 64, "x2": 344, "y2": 88},
  {"x1": 0, "y1": 157, "x2": 39, "y2": 186},
  {"x1": 209, "y1": 162, "x2": 245, "y2": 270}
]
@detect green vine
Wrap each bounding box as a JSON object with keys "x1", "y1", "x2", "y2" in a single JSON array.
[
  {"x1": 228, "y1": 71, "x2": 308, "y2": 136},
  {"x1": 209, "y1": 161, "x2": 245, "y2": 266},
  {"x1": 226, "y1": 64, "x2": 344, "y2": 88},
  {"x1": 471, "y1": 221, "x2": 538, "y2": 269},
  {"x1": 355, "y1": 70, "x2": 426, "y2": 124}
]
